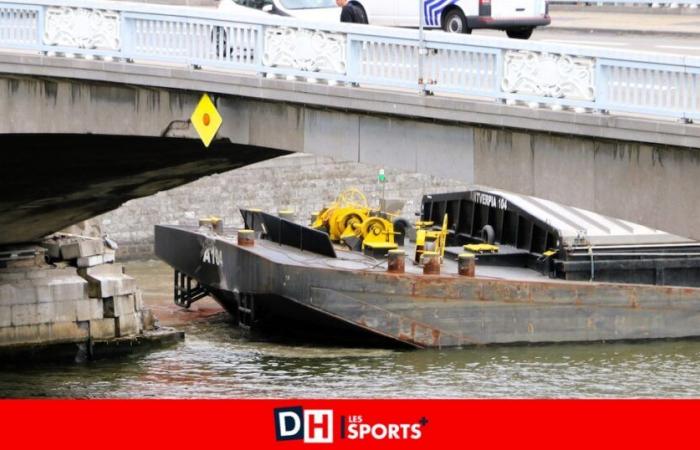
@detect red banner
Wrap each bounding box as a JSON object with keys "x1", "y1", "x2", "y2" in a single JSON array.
[{"x1": 1, "y1": 400, "x2": 698, "y2": 448}]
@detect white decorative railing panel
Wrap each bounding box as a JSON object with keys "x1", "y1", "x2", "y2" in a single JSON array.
[
  {"x1": 263, "y1": 27, "x2": 345, "y2": 74},
  {"x1": 425, "y1": 46, "x2": 499, "y2": 96},
  {"x1": 0, "y1": 5, "x2": 39, "y2": 47},
  {"x1": 354, "y1": 38, "x2": 420, "y2": 87},
  {"x1": 599, "y1": 62, "x2": 699, "y2": 119},
  {"x1": 44, "y1": 6, "x2": 119, "y2": 49},
  {"x1": 128, "y1": 16, "x2": 260, "y2": 66},
  {"x1": 502, "y1": 51, "x2": 595, "y2": 101}
]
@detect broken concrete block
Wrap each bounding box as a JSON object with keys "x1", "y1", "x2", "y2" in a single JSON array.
[
  {"x1": 79, "y1": 263, "x2": 123, "y2": 277},
  {"x1": 50, "y1": 321, "x2": 89, "y2": 342},
  {"x1": 140, "y1": 308, "x2": 156, "y2": 331},
  {"x1": 90, "y1": 318, "x2": 116, "y2": 340},
  {"x1": 103, "y1": 251, "x2": 115, "y2": 264},
  {"x1": 89, "y1": 298, "x2": 104, "y2": 320},
  {"x1": 76, "y1": 254, "x2": 104, "y2": 268},
  {"x1": 42, "y1": 240, "x2": 62, "y2": 260},
  {"x1": 116, "y1": 312, "x2": 141, "y2": 337},
  {"x1": 102, "y1": 294, "x2": 135, "y2": 318},
  {"x1": 2, "y1": 268, "x2": 88, "y2": 307},
  {"x1": 79, "y1": 264, "x2": 135, "y2": 298},
  {"x1": 134, "y1": 289, "x2": 144, "y2": 312},
  {"x1": 60, "y1": 239, "x2": 105, "y2": 260},
  {"x1": 48, "y1": 278, "x2": 89, "y2": 302},
  {"x1": 0, "y1": 306, "x2": 11, "y2": 327},
  {"x1": 11, "y1": 304, "x2": 38, "y2": 326},
  {"x1": 102, "y1": 297, "x2": 116, "y2": 318},
  {"x1": 117, "y1": 295, "x2": 135, "y2": 316},
  {"x1": 43, "y1": 267, "x2": 81, "y2": 279}
]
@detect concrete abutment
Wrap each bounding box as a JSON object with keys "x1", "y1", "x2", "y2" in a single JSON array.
[{"x1": 0, "y1": 223, "x2": 183, "y2": 362}]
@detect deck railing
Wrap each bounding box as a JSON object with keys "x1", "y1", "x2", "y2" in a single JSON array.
[{"x1": 0, "y1": 0, "x2": 698, "y2": 122}]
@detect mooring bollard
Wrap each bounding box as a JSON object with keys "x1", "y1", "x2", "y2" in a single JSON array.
[
  {"x1": 387, "y1": 249, "x2": 406, "y2": 274},
  {"x1": 422, "y1": 251, "x2": 440, "y2": 275},
  {"x1": 238, "y1": 229, "x2": 255, "y2": 247},
  {"x1": 458, "y1": 253, "x2": 476, "y2": 277},
  {"x1": 199, "y1": 216, "x2": 223, "y2": 234},
  {"x1": 278, "y1": 209, "x2": 295, "y2": 222}
]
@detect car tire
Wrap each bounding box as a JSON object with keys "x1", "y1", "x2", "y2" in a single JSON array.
[
  {"x1": 442, "y1": 9, "x2": 471, "y2": 34},
  {"x1": 506, "y1": 27, "x2": 534, "y2": 39}
]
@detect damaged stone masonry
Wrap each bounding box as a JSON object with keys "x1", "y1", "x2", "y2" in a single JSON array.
[{"x1": 0, "y1": 221, "x2": 181, "y2": 362}]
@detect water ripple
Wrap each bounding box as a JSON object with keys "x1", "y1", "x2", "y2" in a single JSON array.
[{"x1": 4, "y1": 319, "x2": 700, "y2": 398}]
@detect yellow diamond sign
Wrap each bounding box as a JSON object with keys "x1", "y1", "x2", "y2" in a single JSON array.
[{"x1": 191, "y1": 94, "x2": 222, "y2": 148}]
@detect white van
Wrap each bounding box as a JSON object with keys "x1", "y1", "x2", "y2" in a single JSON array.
[{"x1": 231, "y1": 0, "x2": 550, "y2": 39}]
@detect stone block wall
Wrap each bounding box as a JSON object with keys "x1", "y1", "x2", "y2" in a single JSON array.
[
  {"x1": 99, "y1": 154, "x2": 469, "y2": 259},
  {"x1": 0, "y1": 264, "x2": 147, "y2": 349}
]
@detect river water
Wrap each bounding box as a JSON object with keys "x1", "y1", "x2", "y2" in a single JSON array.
[{"x1": 2, "y1": 261, "x2": 700, "y2": 398}]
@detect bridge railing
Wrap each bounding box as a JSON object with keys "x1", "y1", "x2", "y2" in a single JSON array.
[
  {"x1": 550, "y1": 0, "x2": 699, "y2": 7},
  {"x1": 0, "y1": 0, "x2": 698, "y2": 122}
]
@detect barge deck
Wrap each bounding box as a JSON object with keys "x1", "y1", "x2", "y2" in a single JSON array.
[{"x1": 155, "y1": 220, "x2": 700, "y2": 348}]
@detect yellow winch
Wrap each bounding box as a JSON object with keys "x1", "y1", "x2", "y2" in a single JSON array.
[{"x1": 311, "y1": 188, "x2": 398, "y2": 253}]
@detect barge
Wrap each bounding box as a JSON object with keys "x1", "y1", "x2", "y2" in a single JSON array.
[{"x1": 155, "y1": 188, "x2": 700, "y2": 348}]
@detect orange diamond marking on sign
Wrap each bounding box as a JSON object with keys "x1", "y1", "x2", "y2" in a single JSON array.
[{"x1": 191, "y1": 94, "x2": 222, "y2": 148}]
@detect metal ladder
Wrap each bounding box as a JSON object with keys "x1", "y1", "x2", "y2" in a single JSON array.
[
  {"x1": 236, "y1": 293, "x2": 255, "y2": 330},
  {"x1": 173, "y1": 270, "x2": 208, "y2": 308}
]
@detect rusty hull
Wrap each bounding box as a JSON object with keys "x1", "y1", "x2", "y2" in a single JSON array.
[{"x1": 155, "y1": 225, "x2": 700, "y2": 348}]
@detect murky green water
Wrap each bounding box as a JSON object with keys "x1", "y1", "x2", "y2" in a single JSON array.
[
  {"x1": 3, "y1": 260, "x2": 700, "y2": 398},
  {"x1": 3, "y1": 313, "x2": 700, "y2": 398}
]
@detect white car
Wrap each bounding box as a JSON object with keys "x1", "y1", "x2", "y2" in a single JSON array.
[
  {"x1": 230, "y1": 0, "x2": 550, "y2": 39},
  {"x1": 218, "y1": 0, "x2": 274, "y2": 17}
]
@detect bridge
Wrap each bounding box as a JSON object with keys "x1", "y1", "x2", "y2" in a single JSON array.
[{"x1": 1, "y1": 0, "x2": 699, "y2": 245}]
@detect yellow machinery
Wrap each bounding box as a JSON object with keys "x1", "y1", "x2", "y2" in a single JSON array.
[
  {"x1": 414, "y1": 214, "x2": 448, "y2": 264},
  {"x1": 463, "y1": 243, "x2": 499, "y2": 254},
  {"x1": 311, "y1": 188, "x2": 398, "y2": 253},
  {"x1": 360, "y1": 217, "x2": 397, "y2": 253}
]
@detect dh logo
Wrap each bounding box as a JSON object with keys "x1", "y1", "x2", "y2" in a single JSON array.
[{"x1": 274, "y1": 406, "x2": 333, "y2": 443}]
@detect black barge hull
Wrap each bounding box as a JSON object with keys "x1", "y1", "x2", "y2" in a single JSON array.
[{"x1": 156, "y1": 225, "x2": 700, "y2": 348}]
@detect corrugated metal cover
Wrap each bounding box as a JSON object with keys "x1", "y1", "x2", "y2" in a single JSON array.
[{"x1": 477, "y1": 187, "x2": 695, "y2": 247}]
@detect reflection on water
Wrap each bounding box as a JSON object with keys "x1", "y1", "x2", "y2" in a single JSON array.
[{"x1": 3, "y1": 312, "x2": 700, "y2": 398}]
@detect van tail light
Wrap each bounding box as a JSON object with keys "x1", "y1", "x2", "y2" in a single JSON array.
[{"x1": 479, "y1": 0, "x2": 491, "y2": 16}]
